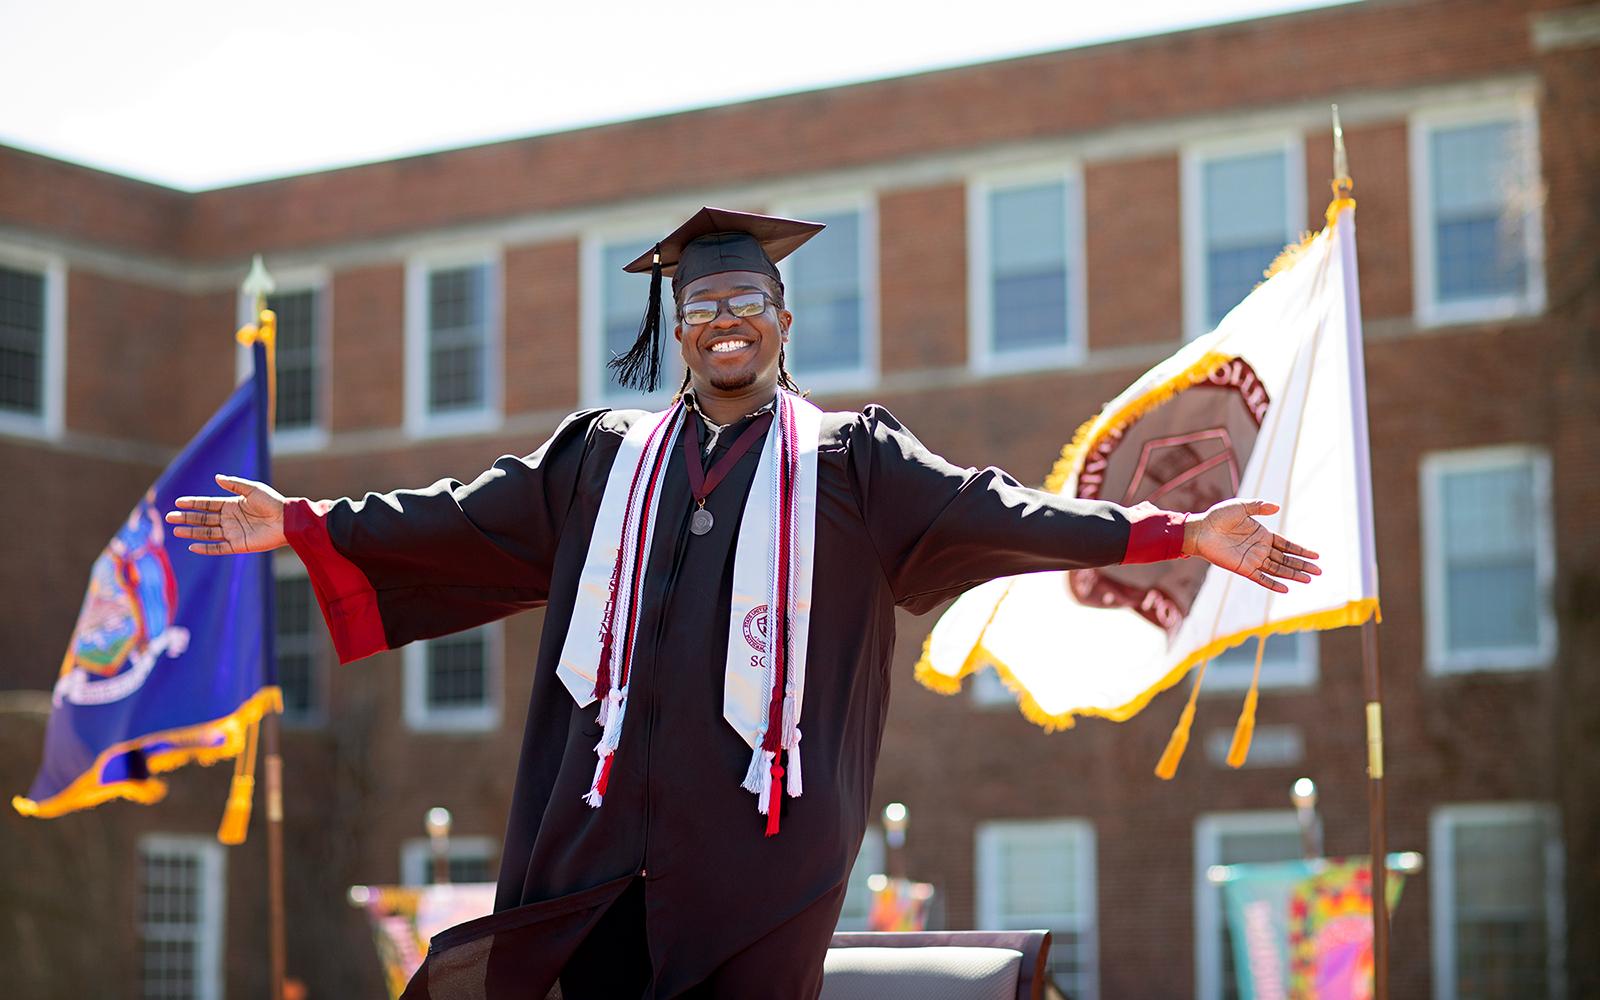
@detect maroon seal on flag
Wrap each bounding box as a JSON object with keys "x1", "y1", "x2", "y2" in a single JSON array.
[
  {"x1": 742, "y1": 605, "x2": 769, "y2": 653},
  {"x1": 1069, "y1": 357, "x2": 1272, "y2": 636}
]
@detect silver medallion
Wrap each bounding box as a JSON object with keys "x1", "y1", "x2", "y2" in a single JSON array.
[{"x1": 690, "y1": 508, "x2": 715, "y2": 536}]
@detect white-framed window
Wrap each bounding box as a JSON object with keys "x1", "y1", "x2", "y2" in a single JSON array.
[
  {"x1": 405, "y1": 247, "x2": 501, "y2": 436},
  {"x1": 1206, "y1": 631, "x2": 1318, "y2": 692},
  {"x1": 400, "y1": 835, "x2": 499, "y2": 886},
  {"x1": 1410, "y1": 98, "x2": 1545, "y2": 327},
  {"x1": 836, "y1": 825, "x2": 886, "y2": 931},
  {"x1": 235, "y1": 267, "x2": 331, "y2": 452},
  {"x1": 1181, "y1": 134, "x2": 1306, "y2": 340},
  {"x1": 976, "y1": 818, "x2": 1097, "y2": 1000},
  {"x1": 968, "y1": 166, "x2": 1087, "y2": 373},
  {"x1": 1421, "y1": 446, "x2": 1555, "y2": 673},
  {"x1": 137, "y1": 834, "x2": 225, "y2": 1000},
  {"x1": 581, "y1": 224, "x2": 684, "y2": 410},
  {"x1": 273, "y1": 553, "x2": 325, "y2": 727},
  {"x1": 1193, "y1": 811, "x2": 1306, "y2": 1000},
  {"x1": 768, "y1": 194, "x2": 878, "y2": 393},
  {"x1": 1431, "y1": 803, "x2": 1564, "y2": 1000},
  {"x1": 0, "y1": 244, "x2": 66, "y2": 440},
  {"x1": 402, "y1": 623, "x2": 501, "y2": 733}
]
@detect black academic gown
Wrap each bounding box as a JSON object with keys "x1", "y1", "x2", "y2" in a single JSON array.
[{"x1": 283, "y1": 404, "x2": 1184, "y2": 1000}]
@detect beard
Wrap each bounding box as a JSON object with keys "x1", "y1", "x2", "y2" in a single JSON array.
[{"x1": 708, "y1": 368, "x2": 760, "y2": 392}]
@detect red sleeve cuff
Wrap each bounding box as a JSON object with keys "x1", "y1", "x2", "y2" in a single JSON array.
[
  {"x1": 284, "y1": 498, "x2": 389, "y2": 664},
  {"x1": 1121, "y1": 502, "x2": 1188, "y2": 565}
]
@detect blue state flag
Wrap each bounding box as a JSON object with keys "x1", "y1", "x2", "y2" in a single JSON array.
[{"x1": 14, "y1": 344, "x2": 279, "y2": 818}]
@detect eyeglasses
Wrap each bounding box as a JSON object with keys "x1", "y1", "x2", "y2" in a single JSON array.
[{"x1": 678, "y1": 291, "x2": 776, "y2": 326}]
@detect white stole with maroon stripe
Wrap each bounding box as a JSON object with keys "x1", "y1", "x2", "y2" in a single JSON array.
[{"x1": 555, "y1": 392, "x2": 822, "y2": 830}]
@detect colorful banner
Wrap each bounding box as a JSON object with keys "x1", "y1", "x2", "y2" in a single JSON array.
[
  {"x1": 13, "y1": 344, "x2": 279, "y2": 818},
  {"x1": 358, "y1": 883, "x2": 498, "y2": 999},
  {"x1": 1220, "y1": 857, "x2": 1404, "y2": 1000},
  {"x1": 866, "y1": 876, "x2": 936, "y2": 932}
]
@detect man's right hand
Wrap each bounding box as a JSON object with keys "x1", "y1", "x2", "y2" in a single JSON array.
[{"x1": 165, "y1": 475, "x2": 290, "y2": 555}]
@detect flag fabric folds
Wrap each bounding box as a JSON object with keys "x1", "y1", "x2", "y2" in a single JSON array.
[
  {"x1": 13, "y1": 344, "x2": 280, "y2": 819},
  {"x1": 916, "y1": 198, "x2": 1379, "y2": 745}
]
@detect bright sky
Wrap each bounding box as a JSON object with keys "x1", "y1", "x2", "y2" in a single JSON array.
[{"x1": 3, "y1": 0, "x2": 1357, "y2": 191}]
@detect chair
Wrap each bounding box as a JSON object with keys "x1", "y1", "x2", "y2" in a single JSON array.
[{"x1": 822, "y1": 930, "x2": 1053, "y2": 1000}]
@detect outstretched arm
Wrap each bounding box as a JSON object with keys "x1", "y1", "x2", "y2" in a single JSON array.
[
  {"x1": 849, "y1": 406, "x2": 1320, "y2": 612},
  {"x1": 162, "y1": 409, "x2": 604, "y2": 662},
  {"x1": 165, "y1": 475, "x2": 288, "y2": 554}
]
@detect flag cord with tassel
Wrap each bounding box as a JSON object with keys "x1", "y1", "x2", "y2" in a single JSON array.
[{"x1": 1155, "y1": 229, "x2": 1337, "y2": 779}]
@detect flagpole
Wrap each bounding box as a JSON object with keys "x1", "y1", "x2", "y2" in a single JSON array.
[
  {"x1": 243, "y1": 255, "x2": 289, "y2": 1000},
  {"x1": 1331, "y1": 104, "x2": 1390, "y2": 1000}
]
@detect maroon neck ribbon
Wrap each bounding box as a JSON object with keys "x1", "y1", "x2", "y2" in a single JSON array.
[{"x1": 684, "y1": 411, "x2": 774, "y2": 505}]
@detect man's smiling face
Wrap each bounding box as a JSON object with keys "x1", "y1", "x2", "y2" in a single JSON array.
[{"x1": 673, "y1": 270, "x2": 791, "y2": 396}]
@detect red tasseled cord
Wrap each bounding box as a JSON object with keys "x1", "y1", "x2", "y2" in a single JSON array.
[
  {"x1": 765, "y1": 761, "x2": 785, "y2": 837},
  {"x1": 596, "y1": 755, "x2": 615, "y2": 797}
]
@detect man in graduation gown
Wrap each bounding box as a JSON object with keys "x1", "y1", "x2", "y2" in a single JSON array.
[{"x1": 168, "y1": 208, "x2": 1320, "y2": 999}]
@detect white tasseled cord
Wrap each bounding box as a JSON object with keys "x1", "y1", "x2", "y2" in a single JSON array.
[
  {"x1": 584, "y1": 407, "x2": 678, "y2": 808},
  {"x1": 778, "y1": 395, "x2": 805, "y2": 798},
  {"x1": 743, "y1": 394, "x2": 787, "y2": 805}
]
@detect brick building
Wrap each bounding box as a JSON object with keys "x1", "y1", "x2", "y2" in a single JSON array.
[{"x1": 2, "y1": 0, "x2": 1596, "y2": 996}]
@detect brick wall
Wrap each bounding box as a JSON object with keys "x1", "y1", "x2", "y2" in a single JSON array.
[{"x1": 1, "y1": 1, "x2": 1594, "y2": 996}]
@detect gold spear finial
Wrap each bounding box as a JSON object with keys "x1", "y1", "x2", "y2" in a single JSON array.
[{"x1": 1332, "y1": 104, "x2": 1352, "y2": 197}]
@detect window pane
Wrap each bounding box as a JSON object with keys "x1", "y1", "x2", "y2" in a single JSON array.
[
  {"x1": 999, "y1": 834, "x2": 1078, "y2": 918},
  {"x1": 1440, "y1": 461, "x2": 1539, "y2": 652},
  {"x1": 427, "y1": 632, "x2": 487, "y2": 708},
  {"x1": 0, "y1": 264, "x2": 45, "y2": 416},
  {"x1": 428, "y1": 265, "x2": 487, "y2": 412},
  {"x1": 1205, "y1": 243, "x2": 1282, "y2": 328},
  {"x1": 983, "y1": 823, "x2": 1092, "y2": 998},
  {"x1": 268, "y1": 289, "x2": 318, "y2": 431},
  {"x1": 1203, "y1": 151, "x2": 1289, "y2": 328},
  {"x1": 990, "y1": 183, "x2": 1069, "y2": 353},
  {"x1": 424, "y1": 853, "x2": 496, "y2": 885},
  {"x1": 786, "y1": 210, "x2": 863, "y2": 376},
  {"x1": 601, "y1": 242, "x2": 679, "y2": 404},
  {"x1": 139, "y1": 845, "x2": 211, "y2": 1000},
  {"x1": 1212, "y1": 632, "x2": 1305, "y2": 672},
  {"x1": 274, "y1": 575, "x2": 319, "y2": 721},
  {"x1": 1453, "y1": 816, "x2": 1551, "y2": 999},
  {"x1": 1431, "y1": 121, "x2": 1529, "y2": 302}
]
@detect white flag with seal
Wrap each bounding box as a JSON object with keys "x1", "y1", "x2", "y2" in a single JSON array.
[{"x1": 916, "y1": 196, "x2": 1380, "y2": 775}]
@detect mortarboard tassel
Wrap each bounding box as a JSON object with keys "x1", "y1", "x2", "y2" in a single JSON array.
[{"x1": 608, "y1": 245, "x2": 664, "y2": 392}]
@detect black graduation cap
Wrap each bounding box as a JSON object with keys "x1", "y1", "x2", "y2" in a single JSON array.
[{"x1": 610, "y1": 207, "x2": 826, "y2": 392}]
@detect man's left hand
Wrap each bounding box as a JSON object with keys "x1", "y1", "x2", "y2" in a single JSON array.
[{"x1": 1183, "y1": 499, "x2": 1321, "y2": 593}]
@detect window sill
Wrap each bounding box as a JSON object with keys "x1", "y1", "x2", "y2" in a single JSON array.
[
  {"x1": 404, "y1": 710, "x2": 501, "y2": 734},
  {"x1": 405, "y1": 408, "x2": 502, "y2": 440},
  {"x1": 970, "y1": 344, "x2": 1086, "y2": 377},
  {"x1": 1415, "y1": 294, "x2": 1545, "y2": 330}
]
